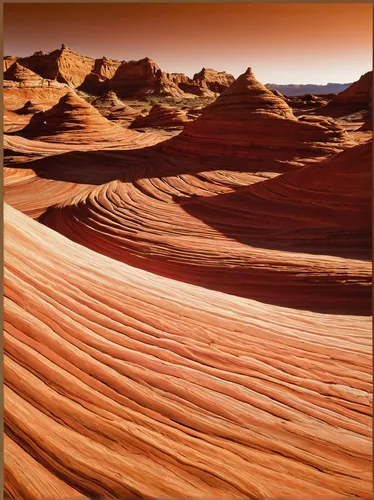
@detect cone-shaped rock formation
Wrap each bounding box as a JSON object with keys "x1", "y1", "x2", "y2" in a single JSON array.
[
  {"x1": 130, "y1": 103, "x2": 192, "y2": 129},
  {"x1": 18, "y1": 92, "x2": 143, "y2": 144},
  {"x1": 164, "y1": 68, "x2": 353, "y2": 162}
]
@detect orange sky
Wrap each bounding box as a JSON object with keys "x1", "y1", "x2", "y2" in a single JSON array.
[{"x1": 4, "y1": 3, "x2": 373, "y2": 84}]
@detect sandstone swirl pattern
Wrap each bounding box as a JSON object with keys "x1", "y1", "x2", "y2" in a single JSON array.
[
  {"x1": 4, "y1": 203, "x2": 372, "y2": 499},
  {"x1": 3, "y1": 62, "x2": 372, "y2": 499}
]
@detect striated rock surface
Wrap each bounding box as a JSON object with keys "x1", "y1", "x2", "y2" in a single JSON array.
[
  {"x1": 110, "y1": 57, "x2": 187, "y2": 98},
  {"x1": 163, "y1": 68, "x2": 354, "y2": 163},
  {"x1": 4, "y1": 202, "x2": 372, "y2": 498},
  {"x1": 317, "y1": 71, "x2": 372, "y2": 117},
  {"x1": 130, "y1": 103, "x2": 192, "y2": 129},
  {"x1": 193, "y1": 67, "x2": 235, "y2": 93},
  {"x1": 169, "y1": 73, "x2": 217, "y2": 98},
  {"x1": 40, "y1": 140, "x2": 371, "y2": 315},
  {"x1": 3, "y1": 55, "x2": 19, "y2": 71},
  {"x1": 17, "y1": 45, "x2": 95, "y2": 88},
  {"x1": 14, "y1": 92, "x2": 166, "y2": 150},
  {"x1": 4, "y1": 61, "x2": 70, "y2": 111}
]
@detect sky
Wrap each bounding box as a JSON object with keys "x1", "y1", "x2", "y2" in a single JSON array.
[{"x1": 4, "y1": 3, "x2": 373, "y2": 84}]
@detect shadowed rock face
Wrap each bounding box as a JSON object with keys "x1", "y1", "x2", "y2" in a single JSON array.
[
  {"x1": 130, "y1": 103, "x2": 192, "y2": 129},
  {"x1": 4, "y1": 61, "x2": 71, "y2": 112},
  {"x1": 163, "y1": 68, "x2": 353, "y2": 161},
  {"x1": 317, "y1": 71, "x2": 373, "y2": 117},
  {"x1": 4, "y1": 202, "x2": 372, "y2": 498},
  {"x1": 40, "y1": 141, "x2": 371, "y2": 315}
]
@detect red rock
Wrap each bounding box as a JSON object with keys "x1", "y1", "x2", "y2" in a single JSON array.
[
  {"x1": 164, "y1": 68, "x2": 353, "y2": 163},
  {"x1": 317, "y1": 71, "x2": 372, "y2": 117},
  {"x1": 4, "y1": 201, "x2": 372, "y2": 498},
  {"x1": 17, "y1": 45, "x2": 95, "y2": 88},
  {"x1": 169, "y1": 73, "x2": 216, "y2": 98},
  {"x1": 109, "y1": 57, "x2": 187, "y2": 99},
  {"x1": 130, "y1": 103, "x2": 192, "y2": 129},
  {"x1": 193, "y1": 67, "x2": 235, "y2": 93},
  {"x1": 17, "y1": 91, "x2": 155, "y2": 145}
]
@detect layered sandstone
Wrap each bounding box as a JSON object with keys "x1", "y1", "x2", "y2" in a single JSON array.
[
  {"x1": 130, "y1": 103, "x2": 192, "y2": 129},
  {"x1": 193, "y1": 67, "x2": 235, "y2": 93},
  {"x1": 163, "y1": 68, "x2": 353, "y2": 162},
  {"x1": 4, "y1": 61, "x2": 70, "y2": 111},
  {"x1": 40, "y1": 139, "x2": 371, "y2": 315},
  {"x1": 169, "y1": 73, "x2": 217, "y2": 98},
  {"x1": 317, "y1": 71, "x2": 372, "y2": 117},
  {"x1": 17, "y1": 92, "x2": 154, "y2": 145},
  {"x1": 17, "y1": 45, "x2": 95, "y2": 87},
  {"x1": 109, "y1": 58, "x2": 187, "y2": 98},
  {"x1": 4, "y1": 202, "x2": 372, "y2": 499}
]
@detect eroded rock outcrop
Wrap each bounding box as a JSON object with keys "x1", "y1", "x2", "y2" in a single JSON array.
[
  {"x1": 17, "y1": 45, "x2": 95, "y2": 88},
  {"x1": 317, "y1": 71, "x2": 372, "y2": 117},
  {"x1": 130, "y1": 103, "x2": 192, "y2": 129},
  {"x1": 193, "y1": 67, "x2": 235, "y2": 93},
  {"x1": 17, "y1": 92, "x2": 152, "y2": 145},
  {"x1": 163, "y1": 68, "x2": 353, "y2": 162},
  {"x1": 109, "y1": 57, "x2": 187, "y2": 98}
]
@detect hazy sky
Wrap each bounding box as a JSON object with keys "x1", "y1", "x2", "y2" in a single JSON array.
[{"x1": 4, "y1": 3, "x2": 373, "y2": 84}]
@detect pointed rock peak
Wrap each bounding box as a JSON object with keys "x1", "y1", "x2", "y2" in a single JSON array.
[
  {"x1": 61, "y1": 44, "x2": 69, "y2": 51},
  {"x1": 4, "y1": 61, "x2": 42, "y2": 80},
  {"x1": 221, "y1": 67, "x2": 278, "y2": 96},
  {"x1": 55, "y1": 91, "x2": 94, "y2": 109}
]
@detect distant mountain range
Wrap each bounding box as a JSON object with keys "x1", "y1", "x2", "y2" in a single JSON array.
[{"x1": 265, "y1": 83, "x2": 352, "y2": 96}]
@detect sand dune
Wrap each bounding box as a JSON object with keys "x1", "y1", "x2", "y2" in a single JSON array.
[{"x1": 4, "y1": 203, "x2": 372, "y2": 499}]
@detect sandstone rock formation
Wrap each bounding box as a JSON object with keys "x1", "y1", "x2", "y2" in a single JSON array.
[
  {"x1": 16, "y1": 44, "x2": 96, "y2": 88},
  {"x1": 109, "y1": 57, "x2": 187, "y2": 99},
  {"x1": 17, "y1": 100, "x2": 47, "y2": 114},
  {"x1": 130, "y1": 103, "x2": 192, "y2": 129},
  {"x1": 14, "y1": 92, "x2": 165, "y2": 150},
  {"x1": 317, "y1": 71, "x2": 372, "y2": 117},
  {"x1": 78, "y1": 57, "x2": 122, "y2": 94},
  {"x1": 4, "y1": 61, "x2": 70, "y2": 111},
  {"x1": 193, "y1": 67, "x2": 235, "y2": 93},
  {"x1": 163, "y1": 68, "x2": 353, "y2": 163},
  {"x1": 4, "y1": 202, "x2": 372, "y2": 498},
  {"x1": 40, "y1": 139, "x2": 371, "y2": 315},
  {"x1": 169, "y1": 73, "x2": 217, "y2": 98},
  {"x1": 90, "y1": 90, "x2": 142, "y2": 126}
]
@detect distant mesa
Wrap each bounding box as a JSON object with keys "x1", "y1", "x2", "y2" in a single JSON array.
[{"x1": 266, "y1": 82, "x2": 352, "y2": 96}]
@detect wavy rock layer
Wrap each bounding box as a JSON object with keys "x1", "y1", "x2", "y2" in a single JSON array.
[
  {"x1": 163, "y1": 68, "x2": 354, "y2": 162},
  {"x1": 40, "y1": 141, "x2": 371, "y2": 314},
  {"x1": 4, "y1": 203, "x2": 372, "y2": 499}
]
